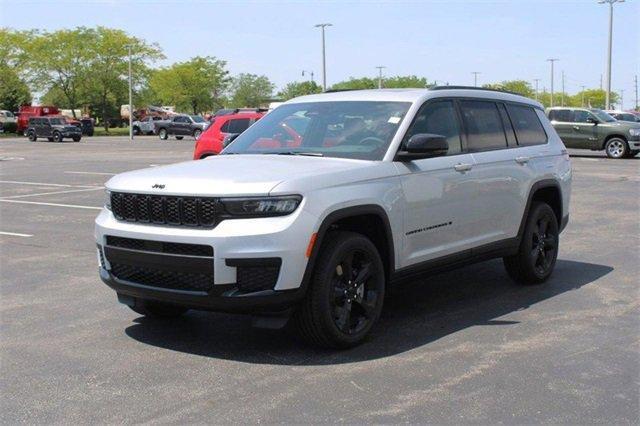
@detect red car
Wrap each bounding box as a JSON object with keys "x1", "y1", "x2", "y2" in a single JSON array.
[{"x1": 193, "y1": 110, "x2": 265, "y2": 159}]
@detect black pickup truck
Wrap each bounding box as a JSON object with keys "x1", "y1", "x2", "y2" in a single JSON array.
[{"x1": 154, "y1": 115, "x2": 208, "y2": 140}]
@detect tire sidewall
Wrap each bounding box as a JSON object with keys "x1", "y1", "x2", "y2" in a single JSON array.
[
  {"x1": 523, "y1": 203, "x2": 559, "y2": 281},
  {"x1": 193, "y1": 129, "x2": 202, "y2": 139},
  {"x1": 310, "y1": 233, "x2": 385, "y2": 347},
  {"x1": 28, "y1": 131, "x2": 36, "y2": 141},
  {"x1": 159, "y1": 129, "x2": 167, "y2": 140},
  {"x1": 605, "y1": 137, "x2": 628, "y2": 159},
  {"x1": 53, "y1": 132, "x2": 62, "y2": 142}
]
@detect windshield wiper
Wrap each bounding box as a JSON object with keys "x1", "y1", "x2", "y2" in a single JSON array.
[{"x1": 274, "y1": 151, "x2": 324, "y2": 157}]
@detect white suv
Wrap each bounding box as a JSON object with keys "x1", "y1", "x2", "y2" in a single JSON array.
[{"x1": 95, "y1": 87, "x2": 571, "y2": 348}]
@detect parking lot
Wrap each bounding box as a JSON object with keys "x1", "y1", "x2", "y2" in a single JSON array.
[{"x1": 1, "y1": 136, "x2": 638, "y2": 423}]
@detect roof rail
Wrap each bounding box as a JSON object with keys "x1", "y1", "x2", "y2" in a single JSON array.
[
  {"x1": 323, "y1": 88, "x2": 368, "y2": 93},
  {"x1": 429, "y1": 85, "x2": 522, "y2": 96}
]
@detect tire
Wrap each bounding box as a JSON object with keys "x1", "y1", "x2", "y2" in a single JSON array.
[
  {"x1": 504, "y1": 202, "x2": 559, "y2": 285},
  {"x1": 175, "y1": 136, "x2": 184, "y2": 140},
  {"x1": 128, "y1": 298, "x2": 188, "y2": 318},
  {"x1": 52, "y1": 131, "x2": 63, "y2": 142},
  {"x1": 293, "y1": 231, "x2": 385, "y2": 348},
  {"x1": 604, "y1": 137, "x2": 628, "y2": 159},
  {"x1": 72, "y1": 136, "x2": 81, "y2": 142},
  {"x1": 193, "y1": 129, "x2": 202, "y2": 139},
  {"x1": 27, "y1": 131, "x2": 37, "y2": 142},
  {"x1": 158, "y1": 128, "x2": 168, "y2": 140},
  {"x1": 133, "y1": 126, "x2": 141, "y2": 135}
]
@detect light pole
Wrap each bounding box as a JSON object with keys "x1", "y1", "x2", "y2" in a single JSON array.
[
  {"x1": 581, "y1": 85, "x2": 586, "y2": 107},
  {"x1": 533, "y1": 78, "x2": 540, "y2": 101},
  {"x1": 619, "y1": 89, "x2": 624, "y2": 109},
  {"x1": 561, "y1": 70, "x2": 565, "y2": 106},
  {"x1": 472, "y1": 71, "x2": 481, "y2": 87},
  {"x1": 302, "y1": 70, "x2": 314, "y2": 83},
  {"x1": 547, "y1": 58, "x2": 559, "y2": 107},
  {"x1": 314, "y1": 23, "x2": 332, "y2": 91},
  {"x1": 599, "y1": 0, "x2": 624, "y2": 109},
  {"x1": 126, "y1": 44, "x2": 133, "y2": 141},
  {"x1": 375, "y1": 66, "x2": 386, "y2": 89}
]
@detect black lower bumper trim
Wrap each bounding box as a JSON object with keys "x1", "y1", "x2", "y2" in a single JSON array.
[{"x1": 99, "y1": 267, "x2": 305, "y2": 314}]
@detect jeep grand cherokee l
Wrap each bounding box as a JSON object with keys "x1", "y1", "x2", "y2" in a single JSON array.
[{"x1": 95, "y1": 87, "x2": 571, "y2": 348}]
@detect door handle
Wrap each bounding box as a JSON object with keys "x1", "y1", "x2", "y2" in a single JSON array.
[
  {"x1": 454, "y1": 163, "x2": 473, "y2": 172},
  {"x1": 572, "y1": 126, "x2": 580, "y2": 131},
  {"x1": 515, "y1": 156, "x2": 530, "y2": 164}
]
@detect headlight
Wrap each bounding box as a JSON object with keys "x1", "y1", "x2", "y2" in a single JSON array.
[
  {"x1": 104, "y1": 189, "x2": 112, "y2": 210},
  {"x1": 629, "y1": 128, "x2": 640, "y2": 137},
  {"x1": 221, "y1": 195, "x2": 301, "y2": 217}
]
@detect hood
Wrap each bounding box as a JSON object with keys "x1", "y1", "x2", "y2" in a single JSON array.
[
  {"x1": 105, "y1": 154, "x2": 391, "y2": 196},
  {"x1": 609, "y1": 121, "x2": 640, "y2": 130}
]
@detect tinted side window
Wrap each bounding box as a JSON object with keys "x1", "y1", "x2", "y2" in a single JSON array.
[
  {"x1": 573, "y1": 110, "x2": 592, "y2": 123},
  {"x1": 403, "y1": 100, "x2": 462, "y2": 154},
  {"x1": 459, "y1": 100, "x2": 507, "y2": 152},
  {"x1": 220, "y1": 120, "x2": 230, "y2": 133},
  {"x1": 549, "y1": 109, "x2": 574, "y2": 122},
  {"x1": 227, "y1": 118, "x2": 251, "y2": 134},
  {"x1": 497, "y1": 104, "x2": 517, "y2": 147},
  {"x1": 506, "y1": 104, "x2": 547, "y2": 146}
]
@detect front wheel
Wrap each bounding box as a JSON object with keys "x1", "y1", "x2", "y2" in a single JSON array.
[
  {"x1": 504, "y1": 202, "x2": 559, "y2": 285},
  {"x1": 293, "y1": 231, "x2": 385, "y2": 348},
  {"x1": 193, "y1": 129, "x2": 202, "y2": 139},
  {"x1": 605, "y1": 137, "x2": 628, "y2": 159},
  {"x1": 128, "y1": 299, "x2": 188, "y2": 318},
  {"x1": 158, "y1": 128, "x2": 168, "y2": 140}
]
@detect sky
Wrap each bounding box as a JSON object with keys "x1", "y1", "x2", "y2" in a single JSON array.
[{"x1": 1, "y1": 0, "x2": 639, "y2": 108}]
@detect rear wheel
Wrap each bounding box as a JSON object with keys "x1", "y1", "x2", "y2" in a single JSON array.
[
  {"x1": 293, "y1": 231, "x2": 385, "y2": 348},
  {"x1": 27, "y1": 131, "x2": 37, "y2": 141},
  {"x1": 158, "y1": 128, "x2": 168, "y2": 140},
  {"x1": 504, "y1": 202, "x2": 559, "y2": 285},
  {"x1": 128, "y1": 299, "x2": 188, "y2": 318},
  {"x1": 605, "y1": 137, "x2": 628, "y2": 159},
  {"x1": 132, "y1": 126, "x2": 141, "y2": 135},
  {"x1": 52, "y1": 131, "x2": 63, "y2": 142}
]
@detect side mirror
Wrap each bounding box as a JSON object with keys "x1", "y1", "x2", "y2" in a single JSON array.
[
  {"x1": 222, "y1": 133, "x2": 240, "y2": 148},
  {"x1": 586, "y1": 116, "x2": 599, "y2": 125},
  {"x1": 396, "y1": 133, "x2": 448, "y2": 161}
]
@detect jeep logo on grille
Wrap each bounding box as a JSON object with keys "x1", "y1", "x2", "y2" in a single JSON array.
[{"x1": 152, "y1": 184, "x2": 165, "y2": 189}]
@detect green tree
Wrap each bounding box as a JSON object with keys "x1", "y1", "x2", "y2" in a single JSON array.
[
  {"x1": 229, "y1": 74, "x2": 274, "y2": 107},
  {"x1": 147, "y1": 56, "x2": 230, "y2": 113},
  {"x1": 277, "y1": 80, "x2": 322, "y2": 100},
  {"x1": 0, "y1": 28, "x2": 35, "y2": 69},
  {"x1": 383, "y1": 75, "x2": 428, "y2": 88},
  {"x1": 482, "y1": 80, "x2": 535, "y2": 98},
  {"x1": 570, "y1": 89, "x2": 618, "y2": 109},
  {"x1": 0, "y1": 64, "x2": 32, "y2": 111},
  {"x1": 330, "y1": 77, "x2": 377, "y2": 91}
]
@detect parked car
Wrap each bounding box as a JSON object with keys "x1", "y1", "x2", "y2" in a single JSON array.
[
  {"x1": 96, "y1": 87, "x2": 571, "y2": 348},
  {"x1": 154, "y1": 115, "x2": 208, "y2": 140},
  {"x1": 604, "y1": 110, "x2": 640, "y2": 123},
  {"x1": 26, "y1": 116, "x2": 82, "y2": 142},
  {"x1": 0, "y1": 110, "x2": 17, "y2": 124},
  {"x1": 132, "y1": 116, "x2": 163, "y2": 135},
  {"x1": 547, "y1": 107, "x2": 640, "y2": 158},
  {"x1": 193, "y1": 110, "x2": 265, "y2": 159}
]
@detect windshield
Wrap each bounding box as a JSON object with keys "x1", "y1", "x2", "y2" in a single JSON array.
[
  {"x1": 590, "y1": 109, "x2": 616, "y2": 122},
  {"x1": 223, "y1": 101, "x2": 411, "y2": 160},
  {"x1": 191, "y1": 115, "x2": 205, "y2": 123}
]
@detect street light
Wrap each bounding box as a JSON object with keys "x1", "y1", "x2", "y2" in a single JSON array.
[
  {"x1": 598, "y1": 0, "x2": 624, "y2": 109},
  {"x1": 125, "y1": 44, "x2": 133, "y2": 141},
  {"x1": 302, "y1": 70, "x2": 314, "y2": 83},
  {"x1": 314, "y1": 23, "x2": 332, "y2": 91},
  {"x1": 471, "y1": 71, "x2": 481, "y2": 87},
  {"x1": 547, "y1": 58, "x2": 559, "y2": 107},
  {"x1": 375, "y1": 66, "x2": 386, "y2": 89}
]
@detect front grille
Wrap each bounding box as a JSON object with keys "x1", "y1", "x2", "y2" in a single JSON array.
[
  {"x1": 106, "y1": 236, "x2": 213, "y2": 257},
  {"x1": 111, "y1": 192, "x2": 221, "y2": 228},
  {"x1": 110, "y1": 263, "x2": 213, "y2": 293}
]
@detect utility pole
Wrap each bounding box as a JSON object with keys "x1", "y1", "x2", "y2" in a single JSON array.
[
  {"x1": 561, "y1": 71, "x2": 565, "y2": 106},
  {"x1": 314, "y1": 23, "x2": 332, "y2": 91},
  {"x1": 634, "y1": 75, "x2": 638, "y2": 110},
  {"x1": 472, "y1": 71, "x2": 481, "y2": 87},
  {"x1": 599, "y1": 0, "x2": 624, "y2": 109},
  {"x1": 302, "y1": 70, "x2": 314, "y2": 83},
  {"x1": 581, "y1": 85, "x2": 586, "y2": 107},
  {"x1": 547, "y1": 58, "x2": 559, "y2": 107},
  {"x1": 126, "y1": 44, "x2": 133, "y2": 141},
  {"x1": 619, "y1": 89, "x2": 624, "y2": 110},
  {"x1": 375, "y1": 66, "x2": 386, "y2": 89},
  {"x1": 533, "y1": 79, "x2": 540, "y2": 101},
  {"x1": 600, "y1": 74, "x2": 603, "y2": 89}
]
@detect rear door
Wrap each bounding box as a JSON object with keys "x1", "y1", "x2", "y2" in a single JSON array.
[
  {"x1": 459, "y1": 99, "x2": 532, "y2": 245},
  {"x1": 548, "y1": 109, "x2": 579, "y2": 147}
]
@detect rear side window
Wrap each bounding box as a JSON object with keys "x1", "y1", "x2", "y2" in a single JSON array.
[
  {"x1": 227, "y1": 118, "x2": 251, "y2": 134},
  {"x1": 548, "y1": 109, "x2": 574, "y2": 122},
  {"x1": 506, "y1": 104, "x2": 547, "y2": 146},
  {"x1": 459, "y1": 100, "x2": 507, "y2": 152}
]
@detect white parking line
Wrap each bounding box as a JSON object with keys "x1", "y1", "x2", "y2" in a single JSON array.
[
  {"x1": 0, "y1": 180, "x2": 97, "y2": 188},
  {"x1": 0, "y1": 199, "x2": 102, "y2": 210},
  {"x1": 0, "y1": 231, "x2": 33, "y2": 237},
  {"x1": 64, "y1": 171, "x2": 116, "y2": 176},
  {"x1": 1, "y1": 187, "x2": 104, "y2": 199}
]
